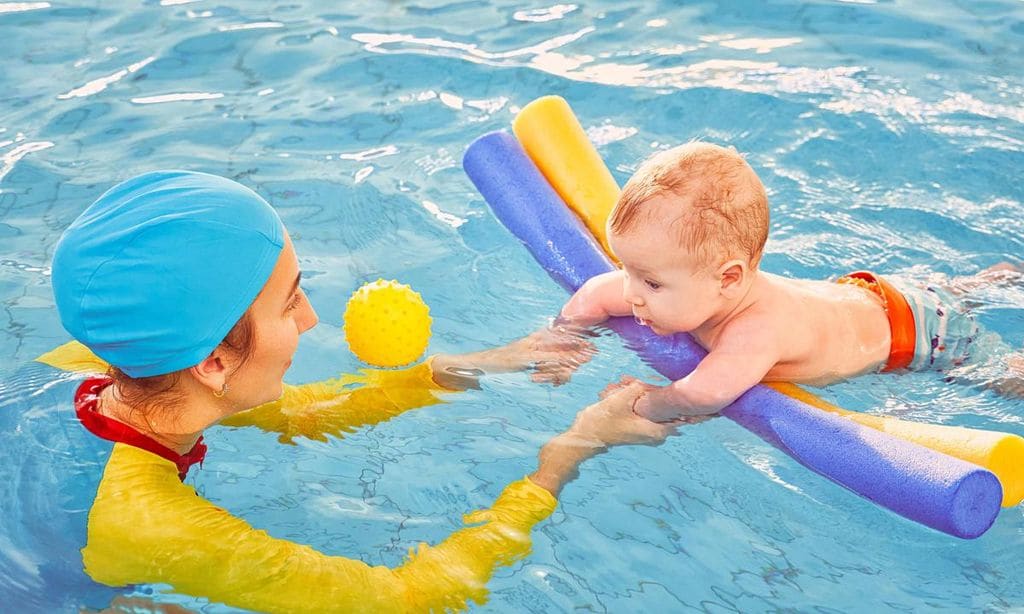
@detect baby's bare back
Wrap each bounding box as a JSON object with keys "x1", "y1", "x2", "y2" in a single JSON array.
[{"x1": 737, "y1": 273, "x2": 892, "y2": 385}]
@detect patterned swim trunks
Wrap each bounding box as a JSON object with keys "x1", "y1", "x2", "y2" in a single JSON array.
[{"x1": 836, "y1": 271, "x2": 1002, "y2": 372}]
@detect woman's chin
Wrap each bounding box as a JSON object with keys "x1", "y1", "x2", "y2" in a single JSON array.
[{"x1": 258, "y1": 382, "x2": 286, "y2": 406}]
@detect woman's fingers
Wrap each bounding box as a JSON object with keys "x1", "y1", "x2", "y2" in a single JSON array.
[{"x1": 529, "y1": 359, "x2": 580, "y2": 386}]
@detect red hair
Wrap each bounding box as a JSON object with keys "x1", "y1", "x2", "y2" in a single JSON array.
[{"x1": 610, "y1": 142, "x2": 769, "y2": 268}]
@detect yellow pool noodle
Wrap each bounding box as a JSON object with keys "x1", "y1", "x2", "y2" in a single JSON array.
[
  {"x1": 513, "y1": 94, "x2": 1024, "y2": 507},
  {"x1": 512, "y1": 95, "x2": 620, "y2": 259}
]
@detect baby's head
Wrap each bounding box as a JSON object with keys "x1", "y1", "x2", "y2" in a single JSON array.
[{"x1": 607, "y1": 141, "x2": 769, "y2": 334}]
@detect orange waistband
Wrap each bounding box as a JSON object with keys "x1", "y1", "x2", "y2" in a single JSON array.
[{"x1": 836, "y1": 271, "x2": 915, "y2": 371}]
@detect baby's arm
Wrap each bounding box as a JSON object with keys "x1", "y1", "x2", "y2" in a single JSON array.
[
  {"x1": 634, "y1": 324, "x2": 779, "y2": 422},
  {"x1": 561, "y1": 270, "x2": 633, "y2": 325}
]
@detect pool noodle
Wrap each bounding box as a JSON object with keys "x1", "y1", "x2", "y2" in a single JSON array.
[
  {"x1": 512, "y1": 95, "x2": 1024, "y2": 509},
  {"x1": 511, "y1": 96, "x2": 620, "y2": 259},
  {"x1": 768, "y1": 382, "x2": 1024, "y2": 507},
  {"x1": 463, "y1": 130, "x2": 1002, "y2": 538}
]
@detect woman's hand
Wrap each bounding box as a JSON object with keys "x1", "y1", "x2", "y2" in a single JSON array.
[
  {"x1": 568, "y1": 382, "x2": 676, "y2": 447},
  {"x1": 522, "y1": 321, "x2": 598, "y2": 385},
  {"x1": 598, "y1": 375, "x2": 652, "y2": 399},
  {"x1": 528, "y1": 383, "x2": 676, "y2": 496},
  {"x1": 431, "y1": 322, "x2": 597, "y2": 388}
]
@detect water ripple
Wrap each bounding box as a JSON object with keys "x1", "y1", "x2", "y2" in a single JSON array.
[
  {"x1": 56, "y1": 57, "x2": 155, "y2": 100},
  {"x1": 338, "y1": 145, "x2": 399, "y2": 162},
  {"x1": 715, "y1": 35, "x2": 803, "y2": 55},
  {"x1": 0, "y1": 2, "x2": 49, "y2": 14},
  {"x1": 513, "y1": 4, "x2": 578, "y2": 23},
  {"x1": 217, "y1": 21, "x2": 284, "y2": 32},
  {"x1": 421, "y1": 199, "x2": 466, "y2": 228},
  {"x1": 0, "y1": 140, "x2": 55, "y2": 184},
  {"x1": 352, "y1": 27, "x2": 1021, "y2": 147},
  {"x1": 129, "y1": 91, "x2": 224, "y2": 104},
  {"x1": 352, "y1": 27, "x2": 595, "y2": 64}
]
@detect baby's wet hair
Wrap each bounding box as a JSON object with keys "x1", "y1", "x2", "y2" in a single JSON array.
[{"x1": 610, "y1": 141, "x2": 769, "y2": 268}]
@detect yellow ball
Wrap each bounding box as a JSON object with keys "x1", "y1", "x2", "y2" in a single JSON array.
[{"x1": 343, "y1": 279, "x2": 432, "y2": 367}]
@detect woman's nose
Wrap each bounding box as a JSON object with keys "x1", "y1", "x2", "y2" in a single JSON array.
[{"x1": 298, "y1": 291, "x2": 319, "y2": 333}]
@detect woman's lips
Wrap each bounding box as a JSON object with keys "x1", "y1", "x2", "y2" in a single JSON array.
[{"x1": 634, "y1": 315, "x2": 650, "y2": 327}]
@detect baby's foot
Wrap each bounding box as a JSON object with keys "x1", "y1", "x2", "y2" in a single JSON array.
[
  {"x1": 978, "y1": 261, "x2": 1023, "y2": 284},
  {"x1": 987, "y1": 353, "x2": 1024, "y2": 398},
  {"x1": 983, "y1": 262, "x2": 1022, "y2": 274},
  {"x1": 1008, "y1": 353, "x2": 1024, "y2": 377},
  {"x1": 949, "y1": 262, "x2": 1024, "y2": 295}
]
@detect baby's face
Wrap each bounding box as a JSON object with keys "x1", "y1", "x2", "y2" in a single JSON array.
[{"x1": 609, "y1": 223, "x2": 725, "y2": 336}]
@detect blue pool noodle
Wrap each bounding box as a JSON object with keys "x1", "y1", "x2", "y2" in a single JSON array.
[{"x1": 463, "y1": 130, "x2": 1002, "y2": 539}]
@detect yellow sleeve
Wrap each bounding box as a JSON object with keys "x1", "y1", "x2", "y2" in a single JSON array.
[
  {"x1": 35, "y1": 341, "x2": 109, "y2": 374},
  {"x1": 220, "y1": 359, "x2": 449, "y2": 443},
  {"x1": 83, "y1": 445, "x2": 557, "y2": 614},
  {"x1": 35, "y1": 341, "x2": 451, "y2": 444}
]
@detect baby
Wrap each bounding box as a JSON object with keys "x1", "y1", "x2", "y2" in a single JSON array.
[{"x1": 560, "y1": 141, "x2": 1022, "y2": 422}]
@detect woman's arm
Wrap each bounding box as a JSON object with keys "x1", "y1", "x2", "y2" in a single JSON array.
[
  {"x1": 220, "y1": 359, "x2": 450, "y2": 442},
  {"x1": 84, "y1": 445, "x2": 557, "y2": 614},
  {"x1": 223, "y1": 328, "x2": 594, "y2": 443},
  {"x1": 37, "y1": 340, "x2": 591, "y2": 444},
  {"x1": 83, "y1": 388, "x2": 673, "y2": 613},
  {"x1": 529, "y1": 382, "x2": 677, "y2": 496}
]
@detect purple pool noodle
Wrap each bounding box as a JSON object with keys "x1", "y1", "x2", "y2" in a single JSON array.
[
  {"x1": 462, "y1": 131, "x2": 615, "y2": 292},
  {"x1": 463, "y1": 130, "x2": 1001, "y2": 539}
]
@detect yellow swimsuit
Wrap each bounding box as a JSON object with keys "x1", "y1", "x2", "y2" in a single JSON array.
[{"x1": 37, "y1": 342, "x2": 557, "y2": 613}]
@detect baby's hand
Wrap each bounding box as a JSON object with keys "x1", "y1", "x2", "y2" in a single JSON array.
[
  {"x1": 602, "y1": 378, "x2": 699, "y2": 423},
  {"x1": 568, "y1": 382, "x2": 676, "y2": 448},
  {"x1": 632, "y1": 386, "x2": 685, "y2": 424}
]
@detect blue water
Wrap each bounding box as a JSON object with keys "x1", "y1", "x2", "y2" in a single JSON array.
[{"x1": 2, "y1": 0, "x2": 1024, "y2": 611}]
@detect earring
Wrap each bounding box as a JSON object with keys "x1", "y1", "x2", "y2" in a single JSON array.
[{"x1": 213, "y1": 383, "x2": 229, "y2": 398}]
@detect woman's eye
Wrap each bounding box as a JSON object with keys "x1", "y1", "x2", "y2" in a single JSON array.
[
  {"x1": 287, "y1": 291, "x2": 302, "y2": 311},
  {"x1": 644, "y1": 279, "x2": 661, "y2": 290}
]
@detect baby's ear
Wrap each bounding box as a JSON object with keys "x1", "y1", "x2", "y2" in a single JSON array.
[{"x1": 718, "y1": 259, "x2": 748, "y2": 294}]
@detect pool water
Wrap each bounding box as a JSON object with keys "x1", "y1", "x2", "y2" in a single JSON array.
[{"x1": 2, "y1": 0, "x2": 1024, "y2": 611}]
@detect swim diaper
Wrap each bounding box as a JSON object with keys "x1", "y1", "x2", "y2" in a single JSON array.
[{"x1": 837, "y1": 270, "x2": 1000, "y2": 372}]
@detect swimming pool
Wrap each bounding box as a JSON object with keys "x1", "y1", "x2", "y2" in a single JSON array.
[{"x1": 2, "y1": 0, "x2": 1023, "y2": 610}]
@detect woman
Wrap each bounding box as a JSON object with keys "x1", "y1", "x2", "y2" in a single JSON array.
[{"x1": 31, "y1": 170, "x2": 670, "y2": 612}]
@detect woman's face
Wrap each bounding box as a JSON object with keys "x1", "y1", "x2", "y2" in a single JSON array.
[{"x1": 228, "y1": 231, "x2": 318, "y2": 408}]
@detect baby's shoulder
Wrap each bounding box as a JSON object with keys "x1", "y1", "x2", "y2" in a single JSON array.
[
  {"x1": 714, "y1": 304, "x2": 779, "y2": 349},
  {"x1": 718, "y1": 276, "x2": 822, "y2": 341}
]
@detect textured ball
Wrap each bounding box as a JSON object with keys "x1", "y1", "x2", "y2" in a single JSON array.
[{"x1": 343, "y1": 279, "x2": 432, "y2": 367}]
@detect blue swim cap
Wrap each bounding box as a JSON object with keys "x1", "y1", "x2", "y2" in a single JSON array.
[{"x1": 52, "y1": 170, "x2": 285, "y2": 377}]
